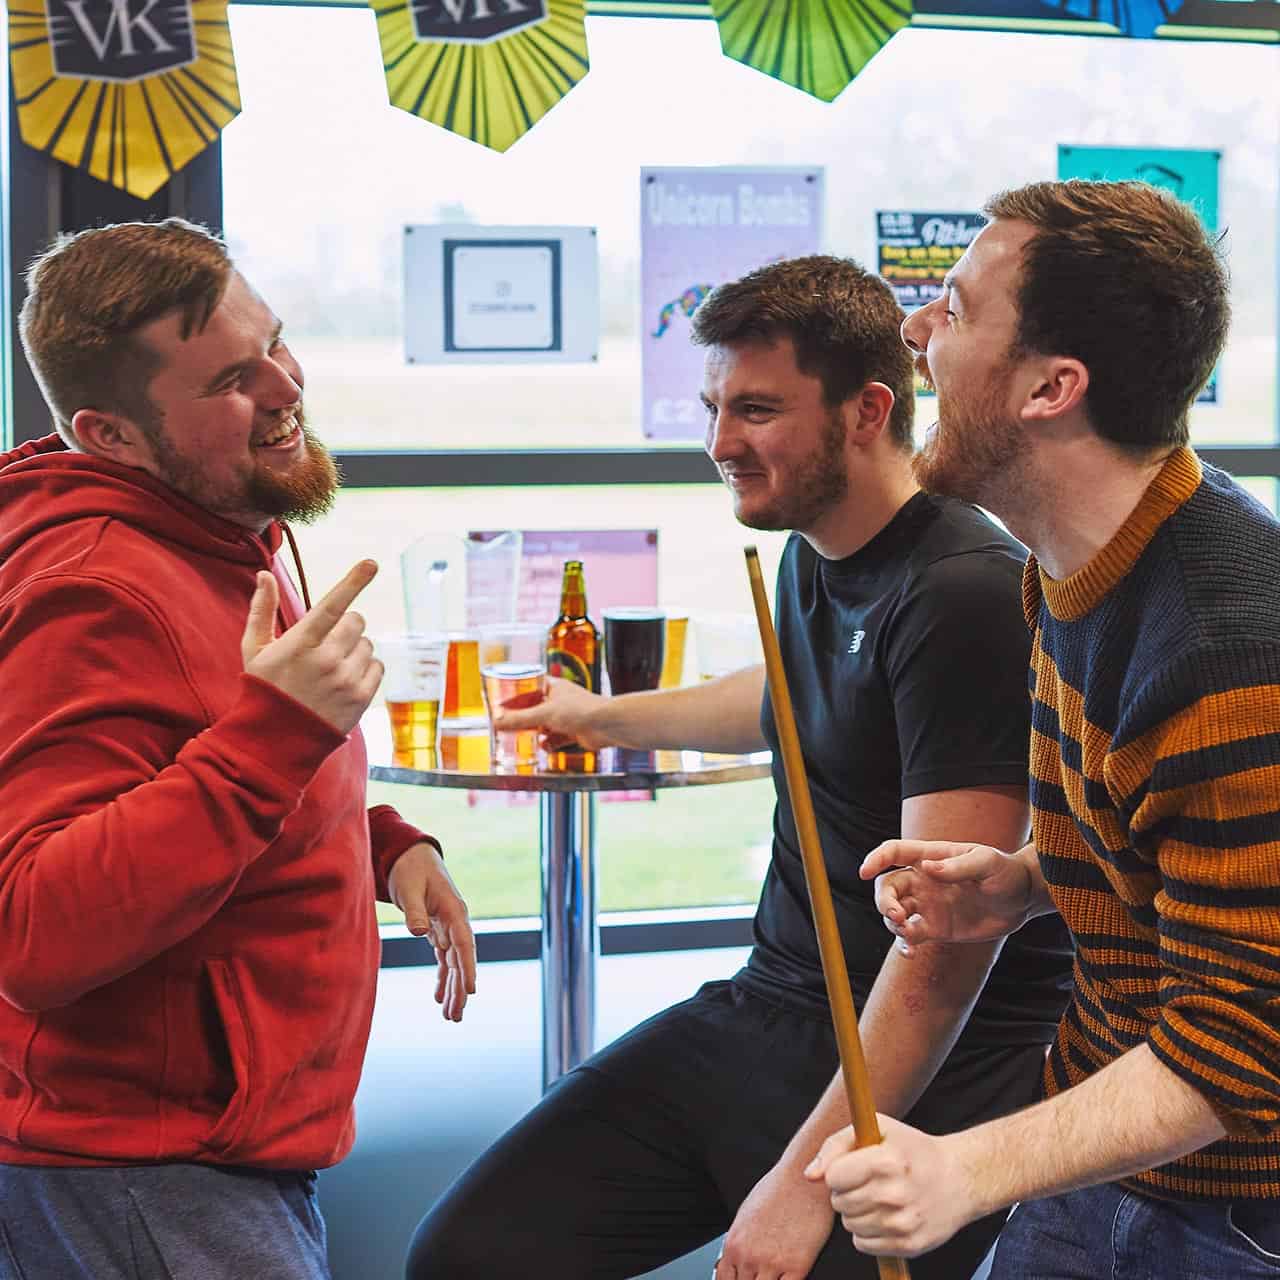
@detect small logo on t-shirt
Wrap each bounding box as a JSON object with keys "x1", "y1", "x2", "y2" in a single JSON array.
[{"x1": 847, "y1": 630, "x2": 866, "y2": 654}]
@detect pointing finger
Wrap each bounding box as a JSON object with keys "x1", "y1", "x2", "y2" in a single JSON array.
[
  {"x1": 298, "y1": 560, "x2": 378, "y2": 643},
  {"x1": 860, "y1": 840, "x2": 965, "y2": 880}
]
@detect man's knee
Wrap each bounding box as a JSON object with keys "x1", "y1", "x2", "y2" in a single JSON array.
[{"x1": 405, "y1": 1192, "x2": 503, "y2": 1280}]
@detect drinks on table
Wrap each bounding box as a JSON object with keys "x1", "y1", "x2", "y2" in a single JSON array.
[
  {"x1": 439, "y1": 729, "x2": 491, "y2": 772},
  {"x1": 441, "y1": 635, "x2": 485, "y2": 724},
  {"x1": 480, "y1": 622, "x2": 548, "y2": 768},
  {"x1": 659, "y1": 613, "x2": 689, "y2": 689},
  {"x1": 546, "y1": 560, "x2": 600, "y2": 692},
  {"x1": 481, "y1": 664, "x2": 543, "y2": 768},
  {"x1": 602, "y1": 607, "x2": 666, "y2": 695},
  {"x1": 545, "y1": 560, "x2": 600, "y2": 770},
  {"x1": 378, "y1": 633, "x2": 448, "y2": 754}
]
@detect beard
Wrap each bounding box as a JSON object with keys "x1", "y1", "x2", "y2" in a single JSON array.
[
  {"x1": 147, "y1": 405, "x2": 340, "y2": 527},
  {"x1": 732, "y1": 408, "x2": 849, "y2": 532},
  {"x1": 242, "y1": 416, "x2": 340, "y2": 524},
  {"x1": 912, "y1": 362, "x2": 1027, "y2": 508}
]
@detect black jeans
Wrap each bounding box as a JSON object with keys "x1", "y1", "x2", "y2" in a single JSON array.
[{"x1": 407, "y1": 980, "x2": 1049, "y2": 1279}]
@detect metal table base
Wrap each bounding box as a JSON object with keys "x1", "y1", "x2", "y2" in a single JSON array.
[{"x1": 370, "y1": 733, "x2": 770, "y2": 1091}]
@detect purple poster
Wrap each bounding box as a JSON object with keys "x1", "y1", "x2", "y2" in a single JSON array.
[{"x1": 641, "y1": 167, "x2": 824, "y2": 441}]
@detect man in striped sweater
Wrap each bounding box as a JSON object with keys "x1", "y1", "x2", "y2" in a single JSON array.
[{"x1": 807, "y1": 179, "x2": 1280, "y2": 1276}]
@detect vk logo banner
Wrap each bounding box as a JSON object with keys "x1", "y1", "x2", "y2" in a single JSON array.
[
  {"x1": 410, "y1": 0, "x2": 547, "y2": 44},
  {"x1": 45, "y1": 0, "x2": 196, "y2": 82}
]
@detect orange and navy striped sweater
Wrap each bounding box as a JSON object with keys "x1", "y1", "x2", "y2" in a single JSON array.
[{"x1": 1027, "y1": 447, "x2": 1280, "y2": 1202}]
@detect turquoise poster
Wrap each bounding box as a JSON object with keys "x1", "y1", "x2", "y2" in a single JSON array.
[{"x1": 1058, "y1": 144, "x2": 1221, "y2": 404}]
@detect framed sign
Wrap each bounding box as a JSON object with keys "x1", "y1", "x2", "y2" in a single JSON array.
[{"x1": 404, "y1": 223, "x2": 598, "y2": 363}]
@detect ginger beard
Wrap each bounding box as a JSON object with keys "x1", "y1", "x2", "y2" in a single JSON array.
[
  {"x1": 145, "y1": 403, "x2": 340, "y2": 526},
  {"x1": 911, "y1": 353, "x2": 1028, "y2": 508}
]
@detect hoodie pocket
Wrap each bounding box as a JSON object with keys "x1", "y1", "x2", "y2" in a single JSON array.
[{"x1": 201, "y1": 958, "x2": 260, "y2": 1157}]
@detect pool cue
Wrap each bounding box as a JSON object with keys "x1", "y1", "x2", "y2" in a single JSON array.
[{"x1": 745, "y1": 546, "x2": 911, "y2": 1280}]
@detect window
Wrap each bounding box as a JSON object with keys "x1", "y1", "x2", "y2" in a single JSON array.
[
  {"x1": 223, "y1": 7, "x2": 1279, "y2": 452},
  {"x1": 216, "y1": 6, "x2": 1280, "y2": 921},
  {"x1": 290, "y1": 485, "x2": 786, "y2": 919}
]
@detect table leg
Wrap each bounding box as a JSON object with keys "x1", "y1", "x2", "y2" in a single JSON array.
[{"x1": 539, "y1": 789, "x2": 598, "y2": 1090}]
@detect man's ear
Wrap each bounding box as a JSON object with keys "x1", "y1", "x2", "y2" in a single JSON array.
[
  {"x1": 71, "y1": 409, "x2": 158, "y2": 473},
  {"x1": 846, "y1": 381, "x2": 896, "y2": 445},
  {"x1": 1020, "y1": 357, "x2": 1088, "y2": 424}
]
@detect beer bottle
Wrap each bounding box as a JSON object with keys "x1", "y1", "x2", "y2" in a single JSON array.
[{"x1": 546, "y1": 560, "x2": 600, "y2": 692}]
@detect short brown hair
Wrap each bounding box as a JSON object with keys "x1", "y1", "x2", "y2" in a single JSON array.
[
  {"x1": 983, "y1": 180, "x2": 1229, "y2": 452},
  {"x1": 18, "y1": 218, "x2": 232, "y2": 442},
  {"x1": 690, "y1": 255, "x2": 915, "y2": 450}
]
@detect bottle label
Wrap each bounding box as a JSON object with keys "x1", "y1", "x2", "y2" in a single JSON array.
[{"x1": 547, "y1": 648, "x2": 594, "y2": 692}]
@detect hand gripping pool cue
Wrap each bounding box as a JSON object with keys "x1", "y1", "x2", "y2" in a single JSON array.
[{"x1": 745, "y1": 547, "x2": 911, "y2": 1280}]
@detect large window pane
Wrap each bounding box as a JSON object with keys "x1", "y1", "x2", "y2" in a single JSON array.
[
  {"x1": 369, "y1": 776, "x2": 775, "y2": 920},
  {"x1": 223, "y1": 8, "x2": 1278, "y2": 450},
  {"x1": 295, "y1": 486, "x2": 785, "y2": 920}
]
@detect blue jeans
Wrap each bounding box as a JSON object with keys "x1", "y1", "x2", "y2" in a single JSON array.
[
  {"x1": 0, "y1": 1163, "x2": 330, "y2": 1280},
  {"x1": 989, "y1": 1182, "x2": 1280, "y2": 1279}
]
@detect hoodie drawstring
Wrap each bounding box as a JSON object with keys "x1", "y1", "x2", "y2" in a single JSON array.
[{"x1": 281, "y1": 522, "x2": 312, "y2": 611}]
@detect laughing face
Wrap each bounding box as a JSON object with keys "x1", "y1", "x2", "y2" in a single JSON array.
[
  {"x1": 130, "y1": 271, "x2": 337, "y2": 530},
  {"x1": 901, "y1": 219, "x2": 1034, "y2": 507},
  {"x1": 701, "y1": 336, "x2": 849, "y2": 537}
]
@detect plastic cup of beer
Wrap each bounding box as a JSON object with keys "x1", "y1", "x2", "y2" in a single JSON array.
[
  {"x1": 440, "y1": 633, "x2": 486, "y2": 727},
  {"x1": 659, "y1": 612, "x2": 689, "y2": 688},
  {"x1": 479, "y1": 623, "x2": 548, "y2": 767},
  {"x1": 378, "y1": 633, "x2": 448, "y2": 754},
  {"x1": 602, "y1": 607, "x2": 666, "y2": 696},
  {"x1": 694, "y1": 613, "x2": 762, "y2": 682}
]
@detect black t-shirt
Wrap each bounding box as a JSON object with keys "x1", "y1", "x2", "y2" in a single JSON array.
[{"x1": 736, "y1": 493, "x2": 1073, "y2": 1047}]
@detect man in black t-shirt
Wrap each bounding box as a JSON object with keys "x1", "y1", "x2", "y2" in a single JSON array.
[{"x1": 405, "y1": 257, "x2": 1072, "y2": 1280}]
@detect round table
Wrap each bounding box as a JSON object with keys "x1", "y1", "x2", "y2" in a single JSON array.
[{"x1": 369, "y1": 726, "x2": 771, "y2": 1089}]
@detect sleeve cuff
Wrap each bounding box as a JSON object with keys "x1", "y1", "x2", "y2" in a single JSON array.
[
  {"x1": 368, "y1": 804, "x2": 442, "y2": 903},
  {"x1": 1148, "y1": 1023, "x2": 1274, "y2": 1139},
  {"x1": 197, "y1": 673, "x2": 348, "y2": 796}
]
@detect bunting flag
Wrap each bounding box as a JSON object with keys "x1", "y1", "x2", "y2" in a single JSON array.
[
  {"x1": 372, "y1": 0, "x2": 589, "y2": 153},
  {"x1": 7, "y1": 0, "x2": 240, "y2": 201},
  {"x1": 710, "y1": 0, "x2": 912, "y2": 102}
]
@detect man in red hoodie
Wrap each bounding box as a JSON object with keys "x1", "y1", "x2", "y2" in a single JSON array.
[{"x1": 0, "y1": 219, "x2": 476, "y2": 1279}]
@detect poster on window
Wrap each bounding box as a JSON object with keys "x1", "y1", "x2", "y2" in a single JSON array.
[
  {"x1": 1058, "y1": 144, "x2": 1221, "y2": 404},
  {"x1": 875, "y1": 210, "x2": 984, "y2": 313},
  {"x1": 641, "y1": 167, "x2": 824, "y2": 441}
]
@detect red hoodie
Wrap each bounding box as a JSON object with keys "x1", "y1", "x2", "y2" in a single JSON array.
[{"x1": 0, "y1": 436, "x2": 432, "y2": 1169}]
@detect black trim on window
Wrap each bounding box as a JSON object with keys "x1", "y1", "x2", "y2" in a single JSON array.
[{"x1": 380, "y1": 909, "x2": 755, "y2": 967}]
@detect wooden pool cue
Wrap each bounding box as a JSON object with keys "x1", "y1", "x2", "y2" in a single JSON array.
[{"x1": 745, "y1": 546, "x2": 911, "y2": 1280}]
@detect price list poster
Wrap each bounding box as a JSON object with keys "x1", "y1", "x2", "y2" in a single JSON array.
[
  {"x1": 641, "y1": 167, "x2": 825, "y2": 441},
  {"x1": 875, "y1": 211, "x2": 985, "y2": 313}
]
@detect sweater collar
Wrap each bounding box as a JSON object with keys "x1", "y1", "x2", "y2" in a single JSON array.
[{"x1": 1027, "y1": 446, "x2": 1202, "y2": 624}]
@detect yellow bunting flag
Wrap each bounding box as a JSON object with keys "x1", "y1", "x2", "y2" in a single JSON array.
[
  {"x1": 8, "y1": 0, "x2": 240, "y2": 201},
  {"x1": 372, "y1": 0, "x2": 589, "y2": 153},
  {"x1": 710, "y1": 0, "x2": 912, "y2": 103}
]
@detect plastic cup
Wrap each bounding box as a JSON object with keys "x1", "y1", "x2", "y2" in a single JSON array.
[
  {"x1": 693, "y1": 613, "x2": 762, "y2": 682},
  {"x1": 377, "y1": 633, "x2": 448, "y2": 753},
  {"x1": 602, "y1": 607, "x2": 666, "y2": 695},
  {"x1": 659, "y1": 613, "x2": 690, "y2": 688},
  {"x1": 479, "y1": 623, "x2": 548, "y2": 767}
]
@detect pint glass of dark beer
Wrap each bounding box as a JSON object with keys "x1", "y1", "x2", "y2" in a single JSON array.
[{"x1": 602, "y1": 608, "x2": 667, "y2": 695}]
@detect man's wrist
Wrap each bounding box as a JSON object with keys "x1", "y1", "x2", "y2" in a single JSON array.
[
  {"x1": 1013, "y1": 843, "x2": 1053, "y2": 919},
  {"x1": 943, "y1": 1125, "x2": 1008, "y2": 1224}
]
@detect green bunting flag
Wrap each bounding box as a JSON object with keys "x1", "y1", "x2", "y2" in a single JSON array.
[
  {"x1": 710, "y1": 0, "x2": 912, "y2": 102},
  {"x1": 371, "y1": 0, "x2": 590, "y2": 152}
]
